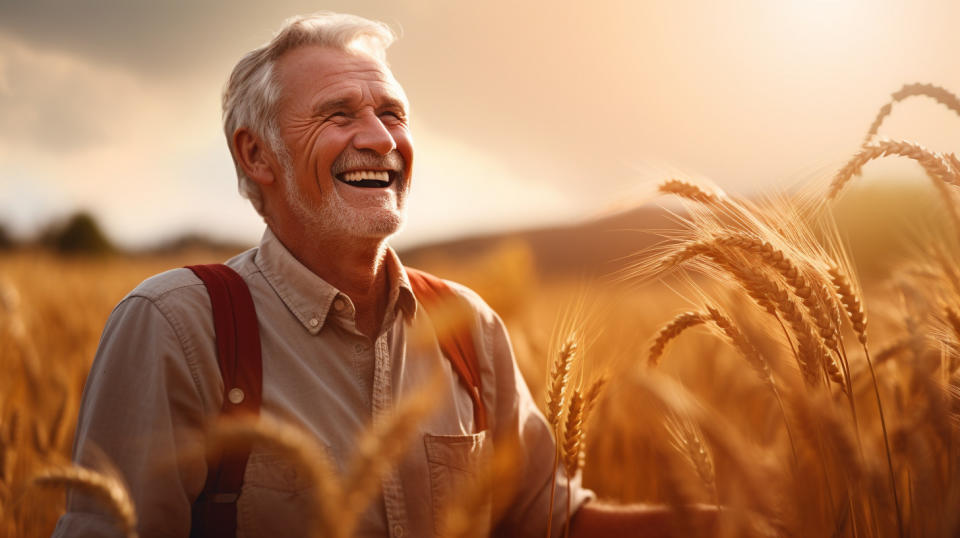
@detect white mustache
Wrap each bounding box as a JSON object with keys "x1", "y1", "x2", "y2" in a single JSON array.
[{"x1": 331, "y1": 149, "x2": 405, "y2": 176}]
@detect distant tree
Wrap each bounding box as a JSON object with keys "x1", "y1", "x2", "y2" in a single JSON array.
[
  {"x1": 0, "y1": 222, "x2": 13, "y2": 250},
  {"x1": 48, "y1": 212, "x2": 115, "y2": 255}
]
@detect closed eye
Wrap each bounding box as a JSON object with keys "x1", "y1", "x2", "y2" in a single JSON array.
[{"x1": 380, "y1": 110, "x2": 406, "y2": 122}]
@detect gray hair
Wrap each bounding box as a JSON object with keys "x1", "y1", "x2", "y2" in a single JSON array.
[{"x1": 222, "y1": 13, "x2": 396, "y2": 215}]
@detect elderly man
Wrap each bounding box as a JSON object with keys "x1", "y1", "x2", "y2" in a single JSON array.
[{"x1": 55, "y1": 12, "x2": 713, "y2": 538}]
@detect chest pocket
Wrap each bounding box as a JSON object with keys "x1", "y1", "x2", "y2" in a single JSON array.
[
  {"x1": 237, "y1": 449, "x2": 333, "y2": 538},
  {"x1": 424, "y1": 431, "x2": 492, "y2": 537}
]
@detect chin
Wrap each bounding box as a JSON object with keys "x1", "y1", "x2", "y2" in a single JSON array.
[
  {"x1": 340, "y1": 208, "x2": 406, "y2": 241},
  {"x1": 358, "y1": 215, "x2": 406, "y2": 240}
]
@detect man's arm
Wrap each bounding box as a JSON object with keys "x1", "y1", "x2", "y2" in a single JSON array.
[
  {"x1": 569, "y1": 501, "x2": 720, "y2": 537},
  {"x1": 53, "y1": 285, "x2": 215, "y2": 537}
]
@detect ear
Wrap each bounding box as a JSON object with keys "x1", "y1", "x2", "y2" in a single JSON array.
[{"x1": 233, "y1": 127, "x2": 279, "y2": 186}]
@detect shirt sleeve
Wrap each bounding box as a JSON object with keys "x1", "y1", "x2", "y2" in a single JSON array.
[
  {"x1": 467, "y1": 295, "x2": 595, "y2": 538},
  {"x1": 53, "y1": 294, "x2": 211, "y2": 538}
]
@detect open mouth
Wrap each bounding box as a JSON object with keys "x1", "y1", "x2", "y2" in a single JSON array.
[{"x1": 334, "y1": 170, "x2": 396, "y2": 188}]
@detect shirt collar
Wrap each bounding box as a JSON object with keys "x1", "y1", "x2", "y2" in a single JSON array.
[{"x1": 254, "y1": 227, "x2": 416, "y2": 335}]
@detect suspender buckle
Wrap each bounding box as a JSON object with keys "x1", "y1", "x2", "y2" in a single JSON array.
[{"x1": 210, "y1": 492, "x2": 240, "y2": 503}]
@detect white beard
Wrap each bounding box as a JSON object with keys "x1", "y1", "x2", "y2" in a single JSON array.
[{"x1": 281, "y1": 166, "x2": 407, "y2": 241}]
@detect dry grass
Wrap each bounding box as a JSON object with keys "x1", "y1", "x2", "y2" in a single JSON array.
[{"x1": 3, "y1": 82, "x2": 960, "y2": 537}]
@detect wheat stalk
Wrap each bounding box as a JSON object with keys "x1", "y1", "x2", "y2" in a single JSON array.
[
  {"x1": 561, "y1": 389, "x2": 585, "y2": 538},
  {"x1": 545, "y1": 337, "x2": 577, "y2": 538},
  {"x1": 825, "y1": 268, "x2": 902, "y2": 536},
  {"x1": 33, "y1": 465, "x2": 138, "y2": 538},
  {"x1": 863, "y1": 83, "x2": 960, "y2": 146}
]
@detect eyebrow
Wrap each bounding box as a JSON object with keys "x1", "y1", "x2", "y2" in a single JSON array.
[
  {"x1": 313, "y1": 95, "x2": 408, "y2": 117},
  {"x1": 313, "y1": 97, "x2": 353, "y2": 117}
]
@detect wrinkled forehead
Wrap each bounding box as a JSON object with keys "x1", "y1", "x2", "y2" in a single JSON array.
[{"x1": 275, "y1": 45, "x2": 408, "y2": 109}]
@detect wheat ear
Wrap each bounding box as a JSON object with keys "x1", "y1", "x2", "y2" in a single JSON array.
[
  {"x1": 546, "y1": 339, "x2": 577, "y2": 431},
  {"x1": 577, "y1": 377, "x2": 607, "y2": 470},
  {"x1": 561, "y1": 389, "x2": 586, "y2": 478},
  {"x1": 545, "y1": 337, "x2": 577, "y2": 538},
  {"x1": 34, "y1": 465, "x2": 137, "y2": 538},
  {"x1": 829, "y1": 140, "x2": 959, "y2": 199},
  {"x1": 664, "y1": 412, "x2": 717, "y2": 502},
  {"x1": 705, "y1": 305, "x2": 774, "y2": 383},
  {"x1": 863, "y1": 83, "x2": 960, "y2": 145},
  {"x1": 828, "y1": 266, "x2": 868, "y2": 346},
  {"x1": 666, "y1": 234, "x2": 845, "y2": 388},
  {"x1": 561, "y1": 389, "x2": 585, "y2": 538},
  {"x1": 648, "y1": 312, "x2": 706, "y2": 366},
  {"x1": 658, "y1": 179, "x2": 722, "y2": 205}
]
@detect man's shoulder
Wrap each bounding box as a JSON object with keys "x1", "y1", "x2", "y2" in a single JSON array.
[
  {"x1": 421, "y1": 275, "x2": 502, "y2": 330},
  {"x1": 128, "y1": 267, "x2": 204, "y2": 303},
  {"x1": 126, "y1": 249, "x2": 259, "y2": 304},
  {"x1": 440, "y1": 279, "x2": 490, "y2": 311}
]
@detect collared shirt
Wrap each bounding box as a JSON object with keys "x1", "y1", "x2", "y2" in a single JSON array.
[{"x1": 54, "y1": 228, "x2": 591, "y2": 537}]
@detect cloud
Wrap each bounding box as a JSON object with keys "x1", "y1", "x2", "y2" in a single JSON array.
[{"x1": 0, "y1": 35, "x2": 129, "y2": 151}]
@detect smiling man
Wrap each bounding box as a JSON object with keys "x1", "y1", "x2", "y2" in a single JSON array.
[{"x1": 55, "y1": 12, "x2": 713, "y2": 538}]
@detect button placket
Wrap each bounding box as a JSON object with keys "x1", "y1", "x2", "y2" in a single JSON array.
[{"x1": 371, "y1": 332, "x2": 408, "y2": 535}]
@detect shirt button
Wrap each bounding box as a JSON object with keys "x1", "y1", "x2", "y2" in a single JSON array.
[
  {"x1": 333, "y1": 298, "x2": 346, "y2": 311},
  {"x1": 227, "y1": 388, "x2": 245, "y2": 404},
  {"x1": 354, "y1": 344, "x2": 364, "y2": 353},
  {"x1": 309, "y1": 317, "x2": 320, "y2": 328},
  {"x1": 392, "y1": 524, "x2": 403, "y2": 537}
]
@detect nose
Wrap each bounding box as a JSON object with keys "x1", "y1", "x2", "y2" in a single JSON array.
[{"x1": 352, "y1": 112, "x2": 397, "y2": 155}]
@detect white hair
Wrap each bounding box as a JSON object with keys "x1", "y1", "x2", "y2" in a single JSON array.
[{"x1": 222, "y1": 13, "x2": 396, "y2": 215}]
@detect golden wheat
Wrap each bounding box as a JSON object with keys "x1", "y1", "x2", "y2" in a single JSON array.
[
  {"x1": 341, "y1": 378, "x2": 439, "y2": 522},
  {"x1": 32, "y1": 465, "x2": 137, "y2": 538},
  {"x1": 828, "y1": 265, "x2": 868, "y2": 346},
  {"x1": 658, "y1": 179, "x2": 722, "y2": 205},
  {"x1": 862, "y1": 83, "x2": 960, "y2": 146},
  {"x1": 829, "y1": 140, "x2": 959, "y2": 199},
  {"x1": 664, "y1": 411, "x2": 716, "y2": 502},
  {"x1": 648, "y1": 311, "x2": 706, "y2": 366},
  {"x1": 545, "y1": 338, "x2": 577, "y2": 430}
]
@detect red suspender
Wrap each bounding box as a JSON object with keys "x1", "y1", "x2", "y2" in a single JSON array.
[
  {"x1": 186, "y1": 264, "x2": 262, "y2": 538},
  {"x1": 186, "y1": 263, "x2": 485, "y2": 536},
  {"x1": 405, "y1": 267, "x2": 489, "y2": 432}
]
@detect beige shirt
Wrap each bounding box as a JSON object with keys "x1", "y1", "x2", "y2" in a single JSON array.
[{"x1": 54, "y1": 228, "x2": 591, "y2": 537}]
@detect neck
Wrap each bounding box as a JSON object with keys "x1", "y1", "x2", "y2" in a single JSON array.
[{"x1": 269, "y1": 221, "x2": 392, "y2": 339}]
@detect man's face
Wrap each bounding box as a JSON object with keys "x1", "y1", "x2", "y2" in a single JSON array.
[{"x1": 272, "y1": 45, "x2": 413, "y2": 241}]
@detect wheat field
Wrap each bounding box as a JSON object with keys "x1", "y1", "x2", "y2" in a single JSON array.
[{"x1": 2, "y1": 83, "x2": 960, "y2": 537}]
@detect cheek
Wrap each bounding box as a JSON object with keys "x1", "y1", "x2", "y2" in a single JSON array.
[
  {"x1": 305, "y1": 130, "x2": 352, "y2": 171},
  {"x1": 394, "y1": 130, "x2": 414, "y2": 170}
]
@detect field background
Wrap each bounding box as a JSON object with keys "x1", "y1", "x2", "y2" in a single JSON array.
[{"x1": 3, "y1": 165, "x2": 960, "y2": 536}]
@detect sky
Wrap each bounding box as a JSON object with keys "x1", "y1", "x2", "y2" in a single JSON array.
[{"x1": 1, "y1": 0, "x2": 958, "y2": 249}]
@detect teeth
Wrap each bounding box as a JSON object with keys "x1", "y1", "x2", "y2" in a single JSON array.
[{"x1": 341, "y1": 170, "x2": 390, "y2": 182}]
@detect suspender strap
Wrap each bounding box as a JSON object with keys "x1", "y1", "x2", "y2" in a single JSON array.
[
  {"x1": 186, "y1": 264, "x2": 262, "y2": 538},
  {"x1": 405, "y1": 267, "x2": 488, "y2": 432}
]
